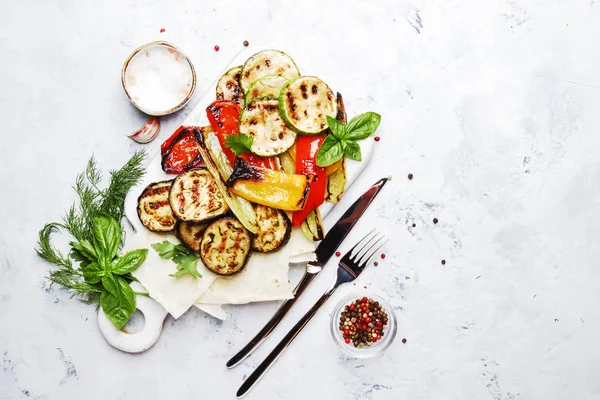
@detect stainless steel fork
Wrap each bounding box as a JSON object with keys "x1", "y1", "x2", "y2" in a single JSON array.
[{"x1": 236, "y1": 230, "x2": 387, "y2": 398}]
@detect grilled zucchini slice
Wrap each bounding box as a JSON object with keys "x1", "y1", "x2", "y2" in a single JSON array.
[
  {"x1": 216, "y1": 66, "x2": 244, "y2": 107},
  {"x1": 169, "y1": 168, "x2": 229, "y2": 223},
  {"x1": 175, "y1": 221, "x2": 208, "y2": 253},
  {"x1": 240, "y1": 50, "x2": 300, "y2": 92},
  {"x1": 326, "y1": 93, "x2": 347, "y2": 203},
  {"x1": 200, "y1": 217, "x2": 252, "y2": 276},
  {"x1": 279, "y1": 76, "x2": 337, "y2": 135},
  {"x1": 239, "y1": 99, "x2": 296, "y2": 157},
  {"x1": 245, "y1": 75, "x2": 288, "y2": 104},
  {"x1": 137, "y1": 180, "x2": 177, "y2": 232},
  {"x1": 252, "y1": 205, "x2": 291, "y2": 253},
  {"x1": 301, "y1": 208, "x2": 325, "y2": 241}
]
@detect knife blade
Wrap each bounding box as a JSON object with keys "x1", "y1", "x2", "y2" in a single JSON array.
[{"x1": 225, "y1": 176, "x2": 389, "y2": 368}]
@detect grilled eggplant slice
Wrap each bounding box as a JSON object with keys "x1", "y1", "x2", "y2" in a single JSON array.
[
  {"x1": 326, "y1": 93, "x2": 348, "y2": 203},
  {"x1": 169, "y1": 168, "x2": 229, "y2": 222},
  {"x1": 226, "y1": 158, "x2": 310, "y2": 211},
  {"x1": 216, "y1": 66, "x2": 244, "y2": 107},
  {"x1": 200, "y1": 217, "x2": 252, "y2": 276},
  {"x1": 194, "y1": 127, "x2": 259, "y2": 233},
  {"x1": 137, "y1": 180, "x2": 177, "y2": 232},
  {"x1": 245, "y1": 75, "x2": 288, "y2": 104},
  {"x1": 240, "y1": 50, "x2": 300, "y2": 92},
  {"x1": 239, "y1": 99, "x2": 296, "y2": 157},
  {"x1": 252, "y1": 205, "x2": 291, "y2": 253},
  {"x1": 279, "y1": 76, "x2": 337, "y2": 135},
  {"x1": 175, "y1": 221, "x2": 209, "y2": 253}
]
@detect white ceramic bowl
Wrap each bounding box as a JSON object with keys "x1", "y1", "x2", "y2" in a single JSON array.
[
  {"x1": 121, "y1": 41, "x2": 196, "y2": 116},
  {"x1": 330, "y1": 293, "x2": 397, "y2": 358}
]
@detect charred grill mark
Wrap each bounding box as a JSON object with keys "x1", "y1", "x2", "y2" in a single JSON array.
[
  {"x1": 297, "y1": 175, "x2": 311, "y2": 208},
  {"x1": 335, "y1": 92, "x2": 347, "y2": 123},
  {"x1": 302, "y1": 93, "x2": 308, "y2": 99},
  {"x1": 244, "y1": 70, "x2": 251, "y2": 78},
  {"x1": 265, "y1": 59, "x2": 271, "y2": 67},
  {"x1": 300, "y1": 84, "x2": 307, "y2": 92},
  {"x1": 312, "y1": 85, "x2": 318, "y2": 95},
  {"x1": 278, "y1": 132, "x2": 284, "y2": 140},
  {"x1": 148, "y1": 200, "x2": 169, "y2": 210},
  {"x1": 226, "y1": 158, "x2": 264, "y2": 186},
  {"x1": 327, "y1": 91, "x2": 334, "y2": 101},
  {"x1": 304, "y1": 110, "x2": 308, "y2": 117},
  {"x1": 286, "y1": 92, "x2": 297, "y2": 113},
  {"x1": 264, "y1": 104, "x2": 278, "y2": 112}
]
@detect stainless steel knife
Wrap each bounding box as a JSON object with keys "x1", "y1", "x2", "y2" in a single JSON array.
[{"x1": 226, "y1": 176, "x2": 389, "y2": 368}]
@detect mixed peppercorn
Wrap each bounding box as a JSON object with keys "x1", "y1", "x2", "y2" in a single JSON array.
[{"x1": 338, "y1": 297, "x2": 388, "y2": 348}]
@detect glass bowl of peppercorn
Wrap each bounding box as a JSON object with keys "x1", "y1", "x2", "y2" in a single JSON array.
[{"x1": 330, "y1": 293, "x2": 397, "y2": 358}]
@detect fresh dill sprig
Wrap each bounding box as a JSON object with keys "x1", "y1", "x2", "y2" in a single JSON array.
[{"x1": 36, "y1": 150, "x2": 146, "y2": 304}]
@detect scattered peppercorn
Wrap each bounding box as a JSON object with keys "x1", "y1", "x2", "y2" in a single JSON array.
[
  {"x1": 433, "y1": 218, "x2": 438, "y2": 224},
  {"x1": 380, "y1": 253, "x2": 386, "y2": 259},
  {"x1": 160, "y1": 28, "x2": 166, "y2": 33},
  {"x1": 402, "y1": 338, "x2": 407, "y2": 344},
  {"x1": 335, "y1": 251, "x2": 341, "y2": 257},
  {"x1": 374, "y1": 261, "x2": 379, "y2": 266},
  {"x1": 412, "y1": 223, "x2": 416, "y2": 228},
  {"x1": 441, "y1": 259, "x2": 446, "y2": 265},
  {"x1": 214, "y1": 45, "x2": 220, "y2": 51},
  {"x1": 243, "y1": 40, "x2": 249, "y2": 47},
  {"x1": 339, "y1": 297, "x2": 389, "y2": 348},
  {"x1": 374, "y1": 136, "x2": 380, "y2": 142},
  {"x1": 408, "y1": 173, "x2": 413, "y2": 180}
]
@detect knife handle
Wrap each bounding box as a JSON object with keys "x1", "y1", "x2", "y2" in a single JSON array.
[
  {"x1": 226, "y1": 271, "x2": 317, "y2": 368},
  {"x1": 236, "y1": 288, "x2": 336, "y2": 398}
]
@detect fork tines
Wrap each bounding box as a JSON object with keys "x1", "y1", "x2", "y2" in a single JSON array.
[{"x1": 342, "y1": 229, "x2": 387, "y2": 273}]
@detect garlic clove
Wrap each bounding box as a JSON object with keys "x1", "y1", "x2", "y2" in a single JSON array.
[{"x1": 127, "y1": 117, "x2": 160, "y2": 144}]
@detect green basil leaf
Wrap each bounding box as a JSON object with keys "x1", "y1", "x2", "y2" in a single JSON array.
[
  {"x1": 92, "y1": 214, "x2": 122, "y2": 259},
  {"x1": 82, "y1": 262, "x2": 104, "y2": 284},
  {"x1": 316, "y1": 135, "x2": 345, "y2": 167},
  {"x1": 344, "y1": 141, "x2": 362, "y2": 161},
  {"x1": 70, "y1": 240, "x2": 97, "y2": 262},
  {"x1": 326, "y1": 116, "x2": 347, "y2": 140},
  {"x1": 100, "y1": 276, "x2": 136, "y2": 329},
  {"x1": 346, "y1": 112, "x2": 381, "y2": 141},
  {"x1": 112, "y1": 248, "x2": 148, "y2": 275},
  {"x1": 101, "y1": 273, "x2": 118, "y2": 296}
]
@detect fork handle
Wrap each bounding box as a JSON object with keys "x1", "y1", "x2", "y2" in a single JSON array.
[
  {"x1": 236, "y1": 287, "x2": 336, "y2": 398},
  {"x1": 226, "y1": 271, "x2": 318, "y2": 368}
]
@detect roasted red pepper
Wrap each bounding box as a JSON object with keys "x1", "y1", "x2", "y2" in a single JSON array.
[
  {"x1": 206, "y1": 100, "x2": 280, "y2": 170},
  {"x1": 292, "y1": 135, "x2": 327, "y2": 226},
  {"x1": 161, "y1": 126, "x2": 204, "y2": 174}
]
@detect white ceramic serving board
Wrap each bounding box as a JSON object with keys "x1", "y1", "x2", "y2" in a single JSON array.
[{"x1": 101, "y1": 48, "x2": 373, "y2": 353}]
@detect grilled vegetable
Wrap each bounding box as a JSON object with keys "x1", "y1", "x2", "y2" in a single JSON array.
[
  {"x1": 194, "y1": 127, "x2": 259, "y2": 233},
  {"x1": 279, "y1": 150, "x2": 296, "y2": 174},
  {"x1": 245, "y1": 75, "x2": 288, "y2": 104},
  {"x1": 239, "y1": 99, "x2": 296, "y2": 157},
  {"x1": 161, "y1": 126, "x2": 204, "y2": 174},
  {"x1": 137, "y1": 180, "x2": 177, "y2": 232},
  {"x1": 240, "y1": 50, "x2": 300, "y2": 92},
  {"x1": 216, "y1": 66, "x2": 244, "y2": 107},
  {"x1": 252, "y1": 205, "x2": 291, "y2": 253},
  {"x1": 301, "y1": 208, "x2": 325, "y2": 241},
  {"x1": 175, "y1": 221, "x2": 208, "y2": 253},
  {"x1": 206, "y1": 100, "x2": 243, "y2": 165},
  {"x1": 226, "y1": 158, "x2": 310, "y2": 211},
  {"x1": 326, "y1": 93, "x2": 347, "y2": 203},
  {"x1": 200, "y1": 217, "x2": 252, "y2": 276},
  {"x1": 279, "y1": 76, "x2": 337, "y2": 135},
  {"x1": 169, "y1": 168, "x2": 229, "y2": 222},
  {"x1": 291, "y1": 135, "x2": 327, "y2": 226}
]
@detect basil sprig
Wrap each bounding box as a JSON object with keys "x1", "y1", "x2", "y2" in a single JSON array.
[
  {"x1": 316, "y1": 112, "x2": 381, "y2": 167},
  {"x1": 71, "y1": 214, "x2": 148, "y2": 329}
]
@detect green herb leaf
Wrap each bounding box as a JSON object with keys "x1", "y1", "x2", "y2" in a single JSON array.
[
  {"x1": 102, "y1": 273, "x2": 118, "y2": 296},
  {"x1": 70, "y1": 240, "x2": 97, "y2": 263},
  {"x1": 82, "y1": 262, "x2": 104, "y2": 284},
  {"x1": 344, "y1": 141, "x2": 362, "y2": 161},
  {"x1": 112, "y1": 249, "x2": 148, "y2": 275},
  {"x1": 170, "y1": 253, "x2": 202, "y2": 279},
  {"x1": 326, "y1": 116, "x2": 348, "y2": 140},
  {"x1": 346, "y1": 112, "x2": 381, "y2": 141},
  {"x1": 316, "y1": 135, "x2": 345, "y2": 167},
  {"x1": 151, "y1": 241, "x2": 188, "y2": 259},
  {"x1": 224, "y1": 133, "x2": 254, "y2": 156},
  {"x1": 92, "y1": 214, "x2": 121, "y2": 260},
  {"x1": 100, "y1": 276, "x2": 136, "y2": 329}
]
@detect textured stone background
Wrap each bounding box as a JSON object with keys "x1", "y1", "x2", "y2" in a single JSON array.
[{"x1": 1, "y1": 0, "x2": 599, "y2": 399}]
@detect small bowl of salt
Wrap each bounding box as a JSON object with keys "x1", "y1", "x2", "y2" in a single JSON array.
[{"x1": 121, "y1": 41, "x2": 196, "y2": 116}]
